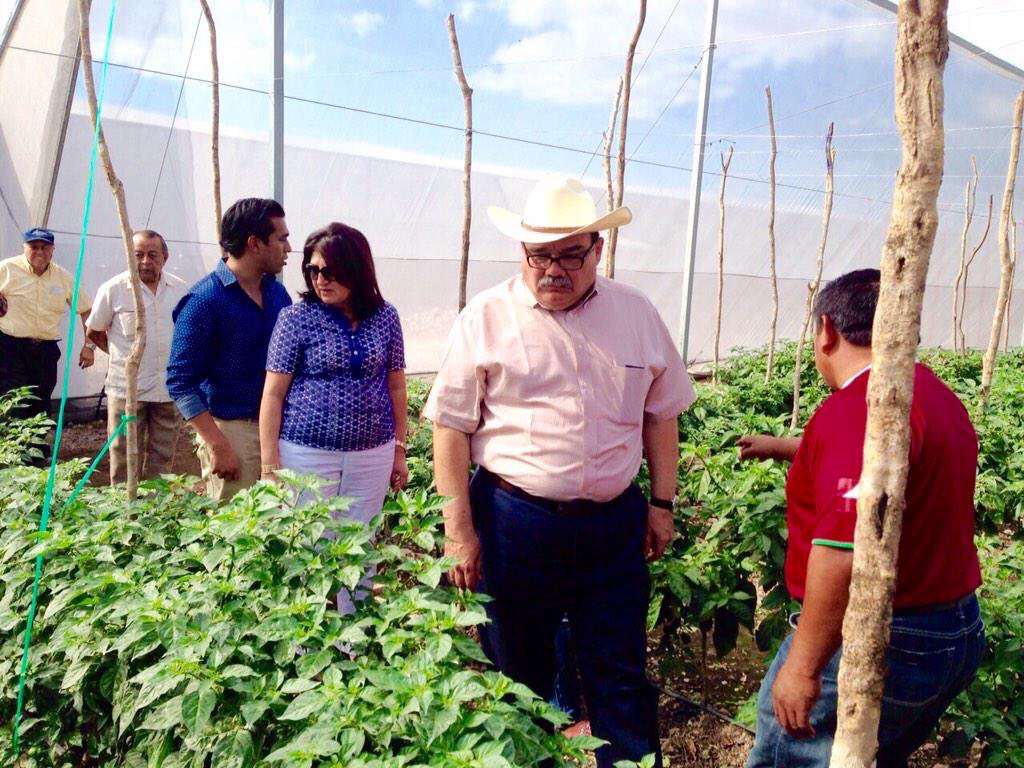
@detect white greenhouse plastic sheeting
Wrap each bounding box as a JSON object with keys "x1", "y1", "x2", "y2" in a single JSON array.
[{"x1": 1, "y1": 0, "x2": 1022, "y2": 402}]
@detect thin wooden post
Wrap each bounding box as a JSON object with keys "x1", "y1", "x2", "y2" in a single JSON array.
[
  {"x1": 951, "y1": 165, "x2": 977, "y2": 353},
  {"x1": 77, "y1": 0, "x2": 145, "y2": 498},
  {"x1": 606, "y1": 0, "x2": 646, "y2": 272},
  {"x1": 791, "y1": 124, "x2": 836, "y2": 430},
  {"x1": 712, "y1": 146, "x2": 732, "y2": 384},
  {"x1": 765, "y1": 86, "x2": 779, "y2": 382},
  {"x1": 959, "y1": 192, "x2": 993, "y2": 353},
  {"x1": 830, "y1": 2, "x2": 948, "y2": 765},
  {"x1": 980, "y1": 90, "x2": 1023, "y2": 406},
  {"x1": 603, "y1": 76, "x2": 623, "y2": 278},
  {"x1": 198, "y1": 0, "x2": 221, "y2": 239},
  {"x1": 447, "y1": 14, "x2": 473, "y2": 312}
]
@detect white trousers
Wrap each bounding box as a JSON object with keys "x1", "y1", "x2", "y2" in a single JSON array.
[{"x1": 279, "y1": 438, "x2": 394, "y2": 614}]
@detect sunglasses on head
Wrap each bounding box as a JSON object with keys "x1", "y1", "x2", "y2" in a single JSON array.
[{"x1": 303, "y1": 263, "x2": 339, "y2": 283}]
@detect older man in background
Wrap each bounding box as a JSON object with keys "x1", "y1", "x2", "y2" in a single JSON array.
[
  {"x1": 87, "y1": 230, "x2": 187, "y2": 483},
  {"x1": 0, "y1": 227, "x2": 94, "y2": 463}
]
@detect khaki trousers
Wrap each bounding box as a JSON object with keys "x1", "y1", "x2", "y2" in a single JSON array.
[
  {"x1": 196, "y1": 417, "x2": 261, "y2": 502},
  {"x1": 107, "y1": 397, "x2": 181, "y2": 484}
]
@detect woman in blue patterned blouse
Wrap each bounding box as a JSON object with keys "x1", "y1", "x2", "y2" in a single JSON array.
[{"x1": 259, "y1": 222, "x2": 407, "y2": 613}]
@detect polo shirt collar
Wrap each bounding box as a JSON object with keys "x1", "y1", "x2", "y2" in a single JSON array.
[
  {"x1": 215, "y1": 258, "x2": 238, "y2": 287},
  {"x1": 841, "y1": 364, "x2": 872, "y2": 389}
]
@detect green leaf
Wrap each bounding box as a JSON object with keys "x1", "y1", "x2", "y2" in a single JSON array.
[
  {"x1": 139, "y1": 695, "x2": 185, "y2": 731},
  {"x1": 240, "y1": 700, "x2": 269, "y2": 726},
  {"x1": 295, "y1": 650, "x2": 332, "y2": 679},
  {"x1": 181, "y1": 683, "x2": 216, "y2": 735},
  {"x1": 279, "y1": 689, "x2": 326, "y2": 721},
  {"x1": 280, "y1": 677, "x2": 320, "y2": 694}
]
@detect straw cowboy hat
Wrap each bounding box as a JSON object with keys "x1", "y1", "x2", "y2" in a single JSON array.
[{"x1": 487, "y1": 175, "x2": 632, "y2": 244}]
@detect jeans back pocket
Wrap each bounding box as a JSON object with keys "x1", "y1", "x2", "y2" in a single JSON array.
[{"x1": 882, "y1": 643, "x2": 956, "y2": 707}]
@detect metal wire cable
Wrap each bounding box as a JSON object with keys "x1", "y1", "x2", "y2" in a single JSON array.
[{"x1": 144, "y1": 10, "x2": 203, "y2": 227}]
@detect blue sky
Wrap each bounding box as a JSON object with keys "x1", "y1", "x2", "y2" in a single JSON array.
[{"x1": 4, "y1": 0, "x2": 1024, "y2": 212}]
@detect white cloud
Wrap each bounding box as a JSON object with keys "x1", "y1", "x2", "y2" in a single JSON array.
[
  {"x1": 102, "y1": 0, "x2": 315, "y2": 90},
  {"x1": 337, "y1": 10, "x2": 385, "y2": 37},
  {"x1": 473, "y1": 0, "x2": 883, "y2": 118},
  {"x1": 459, "y1": 1, "x2": 479, "y2": 21}
]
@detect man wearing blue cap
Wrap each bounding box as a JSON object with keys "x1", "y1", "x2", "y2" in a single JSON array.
[{"x1": 0, "y1": 228, "x2": 95, "y2": 450}]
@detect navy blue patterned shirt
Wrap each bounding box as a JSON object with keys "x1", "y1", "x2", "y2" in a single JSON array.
[
  {"x1": 266, "y1": 300, "x2": 405, "y2": 452},
  {"x1": 167, "y1": 260, "x2": 292, "y2": 420}
]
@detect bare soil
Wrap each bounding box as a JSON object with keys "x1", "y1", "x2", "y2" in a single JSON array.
[{"x1": 56, "y1": 416, "x2": 200, "y2": 486}]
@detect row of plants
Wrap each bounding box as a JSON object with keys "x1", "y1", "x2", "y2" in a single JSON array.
[
  {"x1": 3, "y1": 344, "x2": 1022, "y2": 765},
  {"x1": 648, "y1": 344, "x2": 1024, "y2": 764},
  {"x1": 0, "y1": 393, "x2": 600, "y2": 766}
]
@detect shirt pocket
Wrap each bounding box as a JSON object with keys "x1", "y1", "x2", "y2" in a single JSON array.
[
  {"x1": 115, "y1": 308, "x2": 138, "y2": 339},
  {"x1": 596, "y1": 360, "x2": 651, "y2": 425}
]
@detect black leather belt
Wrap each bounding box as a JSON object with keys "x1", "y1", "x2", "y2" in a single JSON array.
[{"x1": 481, "y1": 468, "x2": 628, "y2": 517}]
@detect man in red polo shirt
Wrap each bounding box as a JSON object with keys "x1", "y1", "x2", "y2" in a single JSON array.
[{"x1": 740, "y1": 269, "x2": 984, "y2": 768}]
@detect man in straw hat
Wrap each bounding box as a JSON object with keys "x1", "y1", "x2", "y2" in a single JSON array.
[{"x1": 425, "y1": 174, "x2": 695, "y2": 766}]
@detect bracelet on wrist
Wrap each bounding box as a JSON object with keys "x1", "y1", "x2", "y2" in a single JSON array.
[
  {"x1": 261, "y1": 463, "x2": 281, "y2": 474},
  {"x1": 649, "y1": 496, "x2": 675, "y2": 510},
  {"x1": 394, "y1": 440, "x2": 407, "y2": 452}
]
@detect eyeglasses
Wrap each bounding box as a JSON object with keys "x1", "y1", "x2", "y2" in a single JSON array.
[
  {"x1": 524, "y1": 242, "x2": 595, "y2": 272},
  {"x1": 304, "y1": 263, "x2": 338, "y2": 283}
]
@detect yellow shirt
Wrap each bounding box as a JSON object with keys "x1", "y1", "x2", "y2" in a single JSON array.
[{"x1": 0, "y1": 254, "x2": 92, "y2": 340}]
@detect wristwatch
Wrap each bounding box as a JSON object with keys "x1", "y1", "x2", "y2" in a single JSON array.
[
  {"x1": 649, "y1": 496, "x2": 675, "y2": 510},
  {"x1": 84, "y1": 341, "x2": 97, "y2": 351}
]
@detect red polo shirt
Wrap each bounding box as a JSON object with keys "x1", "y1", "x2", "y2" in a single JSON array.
[{"x1": 785, "y1": 363, "x2": 982, "y2": 610}]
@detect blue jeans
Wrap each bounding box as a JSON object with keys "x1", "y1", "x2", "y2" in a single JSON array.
[
  {"x1": 746, "y1": 594, "x2": 985, "y2": 768},
  {"x1": 471, "y1": 469, "x2": 661, "y2": 768}
]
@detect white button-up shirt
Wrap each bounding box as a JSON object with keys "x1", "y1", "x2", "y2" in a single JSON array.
[
  {"x1": 424, "y1": 275, "x2": 696, "y2": 502},
  {"x1": 87, "y1": 270, "x2": 188, "y2": 402}
]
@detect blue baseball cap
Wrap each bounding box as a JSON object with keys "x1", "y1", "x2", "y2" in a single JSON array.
[{"x1": 23, "y1": 227, "x2": 55, "y2": 244}]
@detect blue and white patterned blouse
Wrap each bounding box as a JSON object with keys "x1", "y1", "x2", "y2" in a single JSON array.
[{"x1": 266, "y1": 300, "x2": 405, "y2": 452}]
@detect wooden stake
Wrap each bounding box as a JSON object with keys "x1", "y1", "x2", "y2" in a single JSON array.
[
  {"x1": 712, "y1": 146, "x2": 732, "y2": 385},
  {"x1": 606, "y1": 0, "x2": 647, "y2": 273},
  {"x1": 1004, "y1": 208, "x2": 1017, "y2": 351},
  {"x1": 765, "y1": 86, "x2": 779, "y2": 382},
  {"x1": 830, "y1": 2, "x2": 948, "y2": 765},
  {"x1": 447, "y1": 14, "x2": 473, "y2": 312},
  {"x1": 77, "y1": 0, "x2": 145, "y2": 499},
  {"x1": 791, "y1": 124, "x2": 835, "y2": 430},
  {"x1": 198, "y1": 0, "x2": 222, "y2": 239},
  {"x1": 980, "y1": 90, "x2": 1023, "y2": 406},
  {"x1": 951, "y1": 158, "x2": 978, "y2": 353},
  {"x1": 959, "y1": 193, "x2": 993, "y2": 352},
  {"x1": 603, "y1": 76, "x2": 623, "y2": 278}
]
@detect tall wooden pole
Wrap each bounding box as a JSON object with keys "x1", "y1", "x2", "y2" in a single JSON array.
[
  {"x1": 951, "y1": 163, "x2": 977, "y2": 353},
  {"x1": 959, "y1": 193, "x2": 993, "y2": 352},
  {"x1": 77, "y1": 0, "x2": 145, "y2": 498},
  {"x1": 198, "y1": 0, "x2": 222, "y2": 240},
  {"x1": 791, "y1": 124, "x2": 835, "y2": 430},
  {"x1": 603, "y1": 76, "x2": 623, "y2": 278},
  {"x1": 830, "y1": 2, "x2": 948, "y2": 765},
  {"x1": 606, "y1": 0, "x2": 646, "y2": 275},
  {"x1": 446, "y1": 14, "x2": 473, "y2": 312},
  {"x1": 712, "y1": 147, "x2": 732, "y2": 384},
  {"x1": 764, "y1": 86, "x2": 779, "y2": 382},
  {"x1": 980, "y1": 91, "x2": 1023, "y2": 406}
]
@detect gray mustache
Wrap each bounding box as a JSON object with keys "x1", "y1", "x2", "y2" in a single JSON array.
[{"x1": 538, "y1": 276, "x2": 572, "y2": 289}]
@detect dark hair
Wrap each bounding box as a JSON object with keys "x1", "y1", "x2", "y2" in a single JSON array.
[
  {"x1": 133, "y1": 229, "x2": 169, "y2": 257},
  {"x1": 219, "y1": 198, "x2": 286, "y2": 257},
  {"x1": 301, "y1": 222, "x2": 385, "y2": 321},
  {"x1": 813, "y1": 268, "x2": 880, "y2": 347}
]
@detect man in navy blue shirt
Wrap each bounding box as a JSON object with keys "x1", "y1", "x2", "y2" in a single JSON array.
[{"x1": 168, "y1": 198, "x2": 292, "y2": 500}]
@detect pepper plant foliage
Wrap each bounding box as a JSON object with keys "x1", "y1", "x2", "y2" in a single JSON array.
[{"x1": 0, "y1": 454, "x2": 593, "y2": 766}]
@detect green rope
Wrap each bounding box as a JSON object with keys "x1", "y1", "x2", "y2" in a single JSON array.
[{"x1": 10, "y1": 0, "x2": 120, "y2": 753}]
